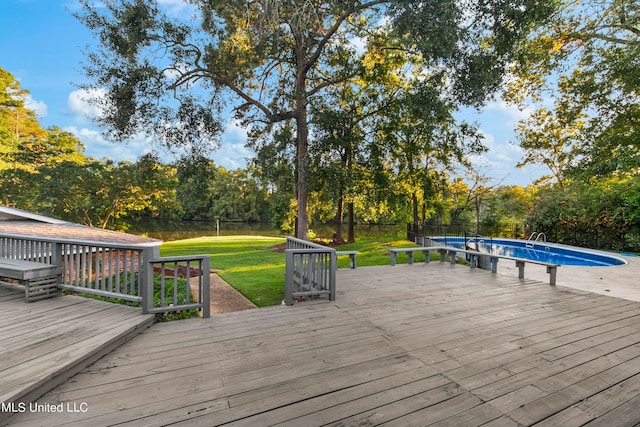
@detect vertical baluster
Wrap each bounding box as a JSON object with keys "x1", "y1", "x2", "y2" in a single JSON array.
[
  {"x1": 88, "y1": 246, "x2": 94, "y2": 289},
  {"x1": 62, "y1": 244, "x2": 69, "y2": 284},
  {"x1": 198, "y1": 259, "x2": 204, "y2": 306},
  {"x1": 74, "y1": 244, "x2": 80, "y2": 287},
  {"x1": 173, "y1": 262, "x2": 178, "y2": 307},
  {"x1": 160, "y1": 261, "x2": 166, "y2": 308},
  {"x1": 130, "y1": 250, "x2": 136, "y2": 296},
  {"x1": 80, "y1": 245, "x2": 87, "y2": 288},
  {"x1": 115, "y1": 249, "x2": 121, "y2": 294},
  {"x1": 107, "y1": 248, "x2": 113, "y2": 292},
  {"x1": 320, "y1": 253, "x2": 325, "y2": 290},
  {"x1": 137, "y1": 250, "x2": 143, "y2": 297},
  {"x1": 95, "y1": 247, "x2": 101, "y2": 290},
  {"x1": 100, "y1": 247, "x2": 106, "y2": 291},
  {"x1": 185, "y1": 261, "x2": 191, "y2": 304},
  {"x1": 123, "y1": 250, "x2": 129, "y2": 296}
]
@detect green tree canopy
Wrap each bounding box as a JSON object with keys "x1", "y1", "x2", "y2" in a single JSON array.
[
  {"x1": 0, "y1": 67, "x2": 87, "y2": 210},
  {"x1": 508, "y1": 0, "x2": 640, "y2": 180},
  {"x1": 75, "y1": 0, "x2": 557, "y2": 240}
]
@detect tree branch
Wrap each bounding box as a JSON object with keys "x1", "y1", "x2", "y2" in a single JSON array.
[{"x1": 302, "y1": 0, "x2": 388, "y2": 76}]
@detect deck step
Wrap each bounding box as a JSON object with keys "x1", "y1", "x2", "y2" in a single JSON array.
[{"x1": 0, "y1": 285, "x2": 154, "y2": 424}]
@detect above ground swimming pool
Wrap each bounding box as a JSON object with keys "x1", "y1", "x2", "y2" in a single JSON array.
[{"x1": 430, "y1": 237, "x2": 627, "y2": 267}]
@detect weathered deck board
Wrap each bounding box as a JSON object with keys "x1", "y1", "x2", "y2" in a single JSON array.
[
  {"x1": 6, "y1": 263, "x2": 640, "y2": 426},
  {"x1": 0, "y1": 284, "x2": 154, "y2": 419}
]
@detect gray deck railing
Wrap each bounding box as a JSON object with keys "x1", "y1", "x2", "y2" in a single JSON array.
[
  {"x1": 284, "y1": 237, "x2": 336, "y2": 305},
  {"x1": 0, "y1": 236, "x2": 57, "y2": 263},
  {"x1": 146, "y1": 255, "x2": 210, "y2": 318},
  {"x1": 0, "y1": 235, "x2": 210, "y2": 318}
]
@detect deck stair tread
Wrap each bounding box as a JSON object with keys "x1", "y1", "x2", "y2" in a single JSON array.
[{"x1": 0, "y1": 285, "x2": 154, "y2": 420}]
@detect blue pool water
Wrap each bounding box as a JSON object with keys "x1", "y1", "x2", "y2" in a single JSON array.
[{"x1": 430, "y1": 237, "x2": 626, "y2": 267}]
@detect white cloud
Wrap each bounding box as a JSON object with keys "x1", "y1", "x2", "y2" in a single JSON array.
[
  {"x1": 465, "y1": 127, "x2": 540, "y2": 186},
  {"x1": 65, "y1": 126, "x2": 152, "y2": 162},
  {"x1": 23, "y1": 94, "x2": 48, "y2": 118},
  {"x1": 157, "y1": 0, "x2": 195, "y2": 17},
  {"x1": 215, "y1": 120, "x2": 253, "y2": 169},
  {"x1": 67, "y1": 88, "x2": 106, "y2": 123},
  {"x1": 484, "y1": 99, "x2": 532, "y2": 125}
]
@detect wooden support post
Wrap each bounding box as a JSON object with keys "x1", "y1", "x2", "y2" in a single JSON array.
[
  {"x1": 201, "y1": 256, "x2": 210, "y2": 318},
  {"x1": 407, "y1": 251, "x2": 414, "y2": 265},
  {"x1": 449, "y1": 250, "x2": 457, "y2": 265},
  {"x1": 547, "y1": 265, "x2": 557, "y2": 286},
  {"x1": 438, "y1": 249, "x2": 447, "y2": 263},
  {"x1": 284, "y1": 250, "x2": 294, "y2": 305},
  {"x1": 469, "y1": 254, "x2": 477, "y2": 269},
  {"x1": 390, "y1": 251, "x2": 397, "y2": 266},
  {"x1": 422, "y1": 250, "x2": 430, "y2": 264},
  {"x1": 516, "y1": 260, "x2": 525, "y2": 279},
  {"x1": 329, "y1": 251, "x2": 337, "y2": 301},
  {"x1": 142, "y1": 247, "x2": 158, "y2": 315},
  {"x1": 490, "y1": 256, "x2": 499, "y2": 273}
]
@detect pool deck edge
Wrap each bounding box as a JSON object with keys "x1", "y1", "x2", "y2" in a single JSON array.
[{"x1": 496, "y1": 253, "x2": 640, "y2": 302}]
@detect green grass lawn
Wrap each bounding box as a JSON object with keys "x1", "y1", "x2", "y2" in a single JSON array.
[{"x1": 160, "y1": 235, "x2": 431, "y2": 307}]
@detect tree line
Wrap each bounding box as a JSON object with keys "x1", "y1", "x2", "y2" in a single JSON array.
[
  {"x1": 1, "y1": 65, "x2": 525, "y2": 237},
  {"x1": 2, "y1": 0, "x2": 639, "y2": 252},
  {"x1": 2, "y1": 64, "x2": 639, "y2": 252}
]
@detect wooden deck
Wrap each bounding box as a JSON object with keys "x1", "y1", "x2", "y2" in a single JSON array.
[
  {"x1": 6, "y1": 263, "x2": 640, "y2": 426},
  {"x1": 0, "y1": 284, "x2": 154, "y2": 424}
]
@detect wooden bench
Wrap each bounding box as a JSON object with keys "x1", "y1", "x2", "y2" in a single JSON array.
[
  {"x1": 389, "y1": 246, "x2": 449, "y2": 266},
  {"x1": 389, "y1": 246, "x2": 560, "y2": 286},
  {"x1": 488, "y1": 255, "x2": 559, "y2": 286},
  {"x1": 0, "y1": 258, "x2": 62, "y2": 302},
  {"x1": 336, "y1": 251, "x2": 359, "y2": 269},
  {"x1": 441, "y1": 248, "x2": 560, "y2": 285}
]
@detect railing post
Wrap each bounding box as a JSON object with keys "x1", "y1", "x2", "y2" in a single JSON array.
[
  {"x1": 142, "y1": 247, "x2": 157, "y2": 315},
  {"x1": 201, "y1": 256, "x2": 211, "y2": 318},
  {"x1": 284, "y1": 250, "x2": 294, "y2": 306},
  {"x1": 329, "y1": 251, "x2": 337, "y2": 302}
]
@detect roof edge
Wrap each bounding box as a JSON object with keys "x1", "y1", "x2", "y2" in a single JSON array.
[{"x1": 0, "y1": 206, "x2": 68, "y2": 224}]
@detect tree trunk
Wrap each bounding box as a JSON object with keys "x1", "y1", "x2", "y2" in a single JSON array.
[
  {"x1": 347, "y1": 201, "x2": 355, "y2": 243},
  {"x1": 475, "y1": 194, "x2": 480, "y2": 234},
  {"x1": 412, "y1": 192, "x2": 419, "y2": 225},
  {"x1": 296, "y1": 113, "x2": 309, "y2": 240},
  {"x1": 336, "y1": 193, "x2": 344, "y2": 243},
  {"x1": 294, "y1": 50, "x2": 309, "y2": 240}
]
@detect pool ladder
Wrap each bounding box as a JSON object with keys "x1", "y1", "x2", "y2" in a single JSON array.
[{"x1": 526, "y1": 232, "x2": 546, "y2": 248}]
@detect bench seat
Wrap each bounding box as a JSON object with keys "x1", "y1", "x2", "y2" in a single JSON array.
[
  {"x1": 0, "y1": 258, "x2": 62, "y2": 302},
  {"x1": 389, "y1": 247, "x2": 449, "y2": 266},
  {"x1": 335, "y1": 251, "x2": 359, "y2": 269},
  {"x1": 389, "y1": 246, "x2": 560, "y2": 286}
]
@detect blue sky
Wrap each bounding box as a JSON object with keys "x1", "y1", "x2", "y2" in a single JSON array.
[{"x1": 0, "y1": 0, "x2": 546, "y2": 186}]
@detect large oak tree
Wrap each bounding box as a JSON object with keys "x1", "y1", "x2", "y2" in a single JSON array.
[{"x1": 75, "y1": 0, "x2": 556, "y2": 239}]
